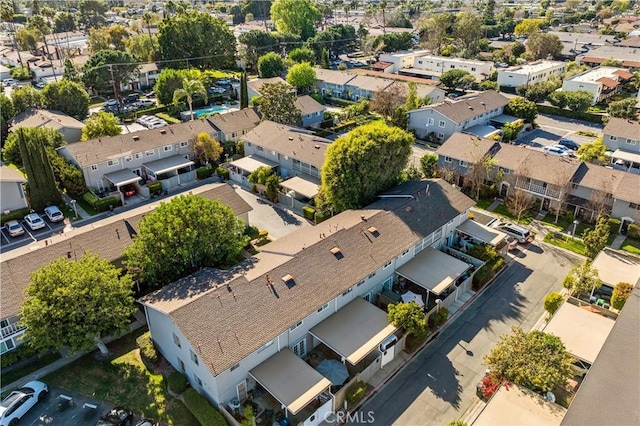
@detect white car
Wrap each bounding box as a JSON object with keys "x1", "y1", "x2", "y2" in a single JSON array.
[
  {"x1": 543, "y1": 145, "x2": 570, "y2": 157},
  {"x1": 5, "y1": 220, "x2": 25, "y2": 237},
  {"x1": 136, "y1": 115, "x2": 153, "y2": 124},
  {"x1": 0, "y1": 381, "x2": 48, "y2": 426},
  {"x1": 44, "y1": 206, "x2": 64, "y2": 222},
  {"x1": 2, "y1": 78, "x2": 17, "y2": 87},
  {"x1": 104, "y1": 99, "x2": 118, "y2": 107},
  {"x1": 210, "y1": 86, "x2": 226, "y2": 94},
  {"x1": 24, "y1": 213, "x2": 45, "y2": 230},
  {"x1": 138, "y1": 98, "x2": 156, "y2": 107},
  {"x1": 147, "y1": 120, "x2": 167, "y2": 129}
]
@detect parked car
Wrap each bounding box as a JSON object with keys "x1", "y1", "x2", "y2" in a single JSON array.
[
  {"x1": 497, "y1": 222, "x2": 531, "y2": 243},
  {"x1": 0, "y1": 381, "x2": 48, "y2": 426},
  {"x1": 5, "y1": 220, "x2": 25, "y2": 237},
  {"x1": 44, "y1": 206, "x2": 64, "y2": 222},
  {"x1": 138, "y1": 98, "x2": 156, "y2": 107},
  {"x1": 24, "y1": 213, "x2": 45, "y2": 230},
  {"x1": 147, "y1": 120, "x2": 167, "y2": 129},
  {"x1": 120, "y1": 184, "x2": 137, "y2": 197},
  {"x1": 209, "y1": 86, "x2": 226, "y2": 94},
  {"x1": 104, "y1": 99, "x2": 118, "y2": 107},
  {"x1": 2, "y1": 78, "x2": 16, "y2": 87},
  {"x1": 543, "y1": 145, "x2": 570, "y2": 157},
  {"x1": 144, "y1": 90, "x2": 155, "y2": 98},
  {"x1": 96, "y1": 407, "x2": 134, "y2": 426},
  {"x1": 136, "y1": 115, "x2": 153, "y2": 124},
  {"x1": 135, "y1": 419, "x2": 160, "y2": 426},
  {"x1": 125, "y1": 93, "x2": 140, "y2": 103},
  {"x1": 217, "y1": 78, "x2": 230, "y2": 85},
  {"x1": 558, "y1": 138, "x2": 580, "y2": 151}
]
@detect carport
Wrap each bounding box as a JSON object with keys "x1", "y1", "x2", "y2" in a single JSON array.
[
  {"x1": 228, "y1": 155, "x2": 279, "y2": 184},
  {"x1": 611, "y1": 149, "x2": 640, "y2": 173},
  {"x1": 456, "y1": 220, "x2": 507, "y2": 247},
  {"x1": 142, "y1": 155, "x2": 194, "y2": 185},
  {"x1": 281, "y1": 176, "x2": 320, "y2": 200},
  {"x1": 249, "y1": 349, "x2": 331, "y2": 416},
  {"x1": 309, "y1": 298, "x2": 397, "y2": 365},
  {"x1": 103, "y1": 169, "x2": 142, "y2": 203}
]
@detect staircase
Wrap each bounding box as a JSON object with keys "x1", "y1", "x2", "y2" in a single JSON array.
[{"x1": 448, "y1": 290, "x2": 475, "y2": 316}]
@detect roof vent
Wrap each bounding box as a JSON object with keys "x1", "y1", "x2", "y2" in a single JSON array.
[
  {"x1": 314, "y1": 144, "x2": 320, "y2": 149},
  {"x1": 367, "y1": 226, "x2": 380, "y2": 237},
  {"x1": 132, "y1": 135, "x2": 140, "y2": 141},
  {"x1": 480, "y1": 102, "x2": 486, "y2": 105},
  {"x1": 331, "y1": 246, "x2": 344, "y2": 259},
  {"x1": 288, "y1": 136, "x2": 294, "y2": 141},
  {"x1": 468, "y1": 106, "x2": 473, "y2": 110},
  {"x1": 405, "y1": 206, "x2": 414, "y2": 212},
  {"x1": 281, "y1": 274, "x2": 296, "y2": 289},
  {"x1": 160, "y1": 129, "x2": 167, "y2": 135}
]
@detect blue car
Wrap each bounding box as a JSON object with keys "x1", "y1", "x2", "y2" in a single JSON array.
[{"x1": 558, "y1": 139, "x2": 580, "y2": 151}]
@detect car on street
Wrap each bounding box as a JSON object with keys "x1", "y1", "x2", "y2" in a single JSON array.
[
  {"x1": 543, "y1": 145, "x2": 571, "y2": 157},
  {"x1": 24, "y1": 213, "x2": 46, "y2": 230},
  {"x1": 44, "y1": 206, "x2": 64, "y2": 222},
  {"x1": 0, "y1": 380, "x2": 48, "y2": 426},
  {"x1": 138, "y1": 98, "x2": 156, "y2": 107},
  {"x1": 96, "y1": 407, "x2": 133, "y2": 426},
  {"x1": 5, "y1": 220, "x2": 25, "y2": 237},
  {"x1": 2, "y1": 78, "x2": 17, "y2": 86},
  {"x1": 104, "y1": 99, "x2": 118, "y2": 107},
  {"x1": 135, "y1": 419, "x2": 160, "y2": 426},
  {"x1": 120, "y1": 184, "x2": 137, "y2": 197},
  {"x1": 558, "y1": 138, "x2": 580, "y2": 151}
]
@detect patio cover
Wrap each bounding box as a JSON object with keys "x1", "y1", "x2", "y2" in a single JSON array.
[
  {"x1": 396, "y1": 247, "x2": 470, "y2": 295},
  {"x1": 612, "y1": 149, "x2": 640, "y2": 164},
  {"x1": 281, "y1": 176, "x2": 320, "y2": 199},
  {"x1": 543, "y1": 302, "x2": 615, "y2": 363},
  {"x1": 457, "y1": 220, "x2": 507, "y2": 246},
  {"x1": 249, "y1": 349, "x2": 331, "y2": 415},
  {"x1": 309, "y1": 298, "x2": 397, "y2": 365},
  {"x1": 229, "y1": 155, "x2": 278, "y2": 173},
  {"x1": 591, "y1": 250, "x2": 640, "y2": 288},
  {"x1": 464, "y1": 125, "x2": 500, "y2": 138},
  {"x1": 490, "y1": 114, "x2": 519, "y2": 125},
  {"x1": 143, "y1": 155, "x2": 194, "y2": 175},
  {"x1": 103, "y1": 169, "x2": 142, "y2": 186}
]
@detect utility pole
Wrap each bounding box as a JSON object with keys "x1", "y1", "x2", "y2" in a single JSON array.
[{"x1": 107, "y1": 64, "x2": 120, "y2": 112}]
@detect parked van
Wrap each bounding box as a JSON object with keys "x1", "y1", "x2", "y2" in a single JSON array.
[{"x1": 498, "y1": 223, "x2": 531, "y2": 243}]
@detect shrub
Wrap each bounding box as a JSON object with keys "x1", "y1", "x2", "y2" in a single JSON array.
[
  {"x1": 1, "y1": 207, "x2": 30, "y2": 225},
  {"x1": 258, "y1": 230, "x2": 269, "y2": 239},
  {"x1": 183, "y1": 388, "x2": 227, "y2": 426},
  {"x1": 536, "y1": 105, "x2": 603, "y2": 124},
  {"x1": 82, "y1": 192, "x2": 121, "y2": 212},
  {"x1": 0, "y1": 343, "x2": 39, "y2": 368},
  {"x1": 626, "y1": 223, "x2": 640, "y2": 239},
  {"x1": 346, "y1": 381, "x2": 368, "y2": 406},
  {"x1": 82, "y1": 191, "x2": 100, "y2": 206},
  {"x1": 155, "y1": 112, "x2": 181, "y2": 124},
  {"x1": 196, "y1": 166, "x2": 215, "y2": 179},
  {"x1": 216, "y1": 166, "x2": 229, "y2": 181},
  {"x1": 167, "y1": 371, "x2": 189, "y2": 394},
  {"x1": 135, "y1": 105, "x2": 168, "y2": 116},
  {"x1": 310, "y1": 93, "x2": 325, "y2": 104},
  {"x1": 147, "y1": 181, "x2": 163, "y2": 196},
  {"x1": 136, "y1": 332, "x2": 158, "y2": 365},
  {"x1": 608, "y1": 218, "x2": 621, "y2": 235},
  {"x1": 468, "y1": 244, "x2": 498, "y2": 262},
  {"x1": 0, "y1": 350, "x2": 18, "y2": 368},
  {"x1": 611, "y1": 282, "x2": 633, "y2": 310},
  {"x1": 11, "y1": 66, "x2": 32, "y2": 80},
  {"x1": 544, "y1": 292, "x2": 564, "y2": 315},
  {"x1": 428, "y1": 307, "x2": 449, "y2": 329},
  {"x1": 472, "y1": 257, "x2": 505, "y2": 290},
  {"x1": 302, "y1": 205, "x2": 315, "y2": 221},
  {"x1": 315, "y1": 210, "x2": 330, "y2": 224},
  {"x1": 244, "y1": 225, "x2": 260, "y2": 240}
]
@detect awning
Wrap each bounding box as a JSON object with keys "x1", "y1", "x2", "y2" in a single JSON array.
[
  {"x1": 396, "y1": 247, "x2": 470, "y2": 295},
  {"x1": 542, "y1": 302, "x2": 615, "y2": 363},
  {"x1": 281, "y1": 176, "x2": 320, "y2": 199},
  {"x1": 611, "y1": 149, "x2": 640, "y2": 164},
  {"x1": 143, "y1": 155, "x2": 194, "y2": 175},
  {"x1": 490, "y1": 114, "x2": 520, "y2": 125},
  {"x1": 596, "y1": 77, "x2": 619, "y2": 89},
  {"x1": 249, "y1": 349, "x2": 331, "y2": 415},
  {"x1": 103, "y1": 169, "x2": 142, "y2": 186},
  {"x1": 464, "y1": 125, "x2": 501, "y2": 138},
  {"x1": 309, "y1": 298, "x2": 397, "y2": 365},
  {"x1": 457, "y1": 220, "x2": 508, "y2": 246},
  {"x1": 229, "y1": 155, "x2": 279, "y2": 173}
]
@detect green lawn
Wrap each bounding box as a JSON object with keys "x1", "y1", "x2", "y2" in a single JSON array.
[
  {"x1": 621, "y1": 237, "x2": 640, "y2": 256},
  {"x1": 44, "y1": 329, "x2": 198, "y2": 425},
  {"x1": 492, "y1": 203, "x2": 535, "y2": 225},
  {"x1": 76, "y1": 197, "x2": 98, "y2": 216},
  {"x1": 540, "y1": 213, "x2": 568, "y2": 231},
  {"x1": 475, "y1": 199, "x2": 492, "y2": 210},
  {"x1": 543, "y1": 232, "x2": 586, "y2": 256},
  {"x1": 89, "y1": 96, "x2": 106, "y2": 109}
]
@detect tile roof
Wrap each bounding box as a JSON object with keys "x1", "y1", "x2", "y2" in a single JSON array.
[
  {"x1": 596, "y1": 77, "x2": 619, "y2": 88},
  {"x1": 371, "y1": 61, "x2": 394, "y2": 70},
  {"x1": 0, "y1": 183, "x2": 251, "y2": 319},
  {"x1": 11, "y1": 109, "x2": 85, "y2": 130},
  {"x1": 63, "y1": 119, "x2": 218, "y2": 168},
  {"x1": 207, "y1": 108, "x2": 261, "y2": 136},
  {"x1": 613, "y1": 69, "x2": 634, "y2": 80},
  {"x1": 0, "y1": 166, "x2": 26, "y2": 183},
  {"x1": 142, "y1": 179, "x2": 474, "y2": 375},
  {"x1": 603, "y1": 117, "x2": 640, "y2": 141},
  {"x1": 436, "y1": 133, "x2": 498, "y2": 163},
  {"x1": 242, "y1": 121, "x2": 330, "y2": 169},
  {"x1": 294, "y1": 95, "x2": 325, "y2": 116},
  {"x1": 411, "y1": 91, "x2": 509, "y2": 124}
]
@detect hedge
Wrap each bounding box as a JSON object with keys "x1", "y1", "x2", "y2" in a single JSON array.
[
  {"x1": 135, "y1": 105, "x2": 168, "y2": 117},
  {"x1": 627, "y1": 223, "x2": 640, "y2": 239},
  {"x1": 82, "y1": 192, "x2": 121, "y2": 212},
  {"x1": 0, "y1": 343, "x2": 38, "y2": 368},
  {"x1": 324, "y1": 96, "x2": 356, "y2": 107},
  {"x1": 167, "y1": 371, "x2": 189, "y2": 394},
  {"x1": 302, "y1": 205, "x2": 315, "y2": 221},
  {"x1": 216, "y1": 166, "x2": 229, "y2": 181},
  {"x1": 536, "y1": 104, "x2": 603, "y2": 124},
  {"x1": 1, "y1": 207, "x2": 30, "y2": 225},
  {"x1": 147, "y1": 181, "x2": 163, "y2": 196},
  {"x1": 155, "y1": 112, "x2": 181, "y2": 124},
  {"x1": 196, "y1": 166, "x2": 215, "y2": 180},
  {"x1": 315, "y1": 210, "x2": 330, "y2": 224},
  {"x1": 136, "y1": 332, "x2": 158, "y2": 365},
  {"x1": 472, "y1": 257, "x2": 505, "y2": 290},
  {"x1": 183, "y1": 388, "x2": 227, "y2": 426}
]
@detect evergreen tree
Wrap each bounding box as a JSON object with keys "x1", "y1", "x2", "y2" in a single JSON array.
[
  {"x1": 62, "y1": 57, "x2": 81, "y2": 83},
  {"x1": 321, "y1": 47, "x2": 330, "y2": 69},
  {"x1": 16, "y1": 127, "x2": 61, "y2": 211},
  {"x1": 240, "y1": 71, "x2": 249, "y2": 109}
]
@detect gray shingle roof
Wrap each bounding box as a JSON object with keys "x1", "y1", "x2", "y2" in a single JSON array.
[
  {"x1": 346, "y1": 74, "x2": 395, "y2": 92},
  {"x1": 247, "y1": 77, "x2": 289, "y2": 95},
  {"x1": 603, "y1": 117, "x2": 640, "y2": 141},
  {"x1": 0, "y1": 166, "x2": 26, "y2": 182},
  {"x1": 612, "y1": 172, "x2": 640, "y2": 203},
  {"x1": 411, "y1": 90, "x2": 509, "y2": 124},
  {"x1": 436, "y1": 133, "x2": 498, "y2": 163},
  {"x1": 571, "y1": 162, "x2": 627, "y2": 193},
  {"x1": 206, "y1": 108, "x2": 261, "y2": 136},
  {"x1": 314, "y1": 68, "x2": 357, "y2": 86},
  {"x1": 142, "y1": 179, "x2": 475, "y2": 375},
  {"x1": 11, "y1": 108, "x2": 85, "y2": 130},
  {"x1": 294, "y1": 95, "x2": 325, "y2": 116}
]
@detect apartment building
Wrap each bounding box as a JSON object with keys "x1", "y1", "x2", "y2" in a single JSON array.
[
  {"x1": 576, "y1": 45, "x2": 640, "y2": 69},
  {"x1": 561, "y1": 66, "x2": 634, "y2": 104},
  {"x1": 497, "y1": 60, "x2": 566, "y2": 88},
  {"x1": 401, "y1": 55, "x2": 494, "y2": 81},
  {"x1": 11, "y1": 108, "x2": 85, "y2": 143},
  {"x1": 377, "y1": 50, "x2": 430, "y2": 74}
]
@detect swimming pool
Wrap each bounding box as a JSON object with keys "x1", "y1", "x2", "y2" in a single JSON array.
[{"x1": 193, "y1": 105, "x2": 232, "y2": 118}]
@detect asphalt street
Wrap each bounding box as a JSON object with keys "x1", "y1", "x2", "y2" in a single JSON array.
[{"x1": 359, "y1": 241, "x2": 579, "y2": 426}]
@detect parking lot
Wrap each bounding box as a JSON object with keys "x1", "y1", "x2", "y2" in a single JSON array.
[
  {"x1": 516, "y1": 113, "x2": 600, "y2": 150},
  {"x1": 0, "y1": 213, "x2": 67, "y2": 251}
]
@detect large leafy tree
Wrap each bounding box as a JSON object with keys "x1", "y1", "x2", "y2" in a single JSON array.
[
  {"x1": 256, "y1": 82, "x2": 301, "y2": 125},
  {"x1": 562, "y1": 260, "x2": 601, "y2": 297},
  {"x1": 258, "y1": 52, "x2": 285, "y2": 78},
  {"x1": 582, "y1": 217, "x2": 610, "y2": 260},
  {"x1": 577, "y1": 137, "x2": 607, "y2": 163},
  {"x1": 54, "y1": 11, "x2": 76, "y2": 33},
  {"x1": 238, "y1": 30, "x2": 298, "y2": 72},
  {"x1": 124, "y1": 195, "x2": 249, "y2": 289},
  {"x1": 288, "y1": 47, "x2": 316, "y2": 65},
  {"x1": 191, "y1": 132, "x2": 223, "y2": 165},
  {"x1": 78, "y1": 0, "x2": 108, "y2": 29},
  {"x1": 11, "y1": 85, "x2": 46, "y2": 114},
  {"x1": 505, "y1": 97, "x2": 537, "y2": 123},
  {"x1": 286, "y1": 62, "x2": 316, "y2": 93},
  {"x1": 42, "y1": 80, "x2": 90, "y2": 120},
  {"x1": 270, "y1": 0, "x2": 321, "y2": 40},
  {"x1": 319, "y1": 121, "x2": 413, "y2": 212},
  {"x1": 21, "y1": 252, "x2": 135, "y2": 356},
  {"x1": 46, "y1": 147, "x2": 87, "y2": 197},
  {"x1": 158, "y1": 11, "x2": 235, "y2": 70},
  {"x1": 388, "y1": 302, "x2": 428, "y2": 340},
  {"x1": 418, "y1": 14, "x2": 453, "y2": 55},
  {"x1": 606, "y1": 98, "x2": 637, "y2": 120},
  {"x1": 0, "y1": 93, "x2": 13, "y2": 141},
  {"x1": 2, "y1": 127, "x2": 64, "y2": 168},
  {"x1": 15, "y1": 127, "x2": 61, "y2": 210},
  {"x1": 526, "y1": 33, "x2": 563, "y2": 60},
  {"x1": 81, "y1": 111, "x2": 122, "y2": 141},
  {"x1": 154, "y1": 68, "x2": 202, "y2": 106},
  {"x1": 453, "y1": 11, "x2": 484, "y2": 57},
  {"x1": 484, "y1": 326, "x2": 574, "y2": 393},
  {"x1": 173, "y1": 79, "x2": 208, "y2": 122},
  {"x1": 420, "y1": 153, "x2": 438, "y2": 178},
  {"x1": 305, "y1": 24, "x2": 357, "y2": 59},
  {"x1": 439, "y1": 69, "x2": 475, "y2": 91},
  {"x1": 82, "y1": 50, "x2": 140, "y2": 98},
  {"x1": 62, "y1": 57, "x2": 81, "y2": 83},
  {"x1": 126, "y1": 33, "x2": 157, "y2": 63},
  {"x1": 88, "y1": 25, "x2": 130, "y2": 53}
]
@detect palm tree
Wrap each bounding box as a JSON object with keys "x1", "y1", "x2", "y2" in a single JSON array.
[
  {"x1": 173, "y1": 79, "x2": 208, "y2": 121},
  {"x1": 142, "y1": 12, "x2": 157, "y2": 60}
]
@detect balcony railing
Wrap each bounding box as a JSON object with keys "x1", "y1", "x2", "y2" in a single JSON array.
[
  {"x1": 1, "y1": 322, "x2": 26, "y2": 339},
  {"x1": 515, "y1": 180, "x2": 561, "y2": 199}
]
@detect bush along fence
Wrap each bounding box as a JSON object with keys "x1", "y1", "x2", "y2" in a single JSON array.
[
  {"x1": 536, "y1": 104, "x2": 604, "y2": 124},
  {"x1": 82, "y1": 192, "x2": 121, "y2": 212}
]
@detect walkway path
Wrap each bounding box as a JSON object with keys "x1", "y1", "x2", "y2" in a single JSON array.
[
  {"x1": 610, "y1": 234, "x2": 626, "y2": 250},
  {"x1": 61, "y1": 193, "x2": 90, "y2": 220},
  {"x1": 486, "y1": 199, "x2": 502, "y2": 212}
]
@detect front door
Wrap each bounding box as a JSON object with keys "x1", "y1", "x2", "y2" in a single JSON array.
[{"x1": 236, "y1": 380, "x2": 247, "y2": 402}]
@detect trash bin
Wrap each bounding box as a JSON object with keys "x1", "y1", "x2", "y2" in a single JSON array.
[{"x1": 279, "y1": 418, "x2": 290, "y2": 426}]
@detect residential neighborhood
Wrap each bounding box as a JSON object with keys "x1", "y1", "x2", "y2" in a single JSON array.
[{"x1": 1, "y1": 1, "x2": 639, "y2": 426}]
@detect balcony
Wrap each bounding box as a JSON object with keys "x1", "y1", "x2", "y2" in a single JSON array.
[
  {"x1": 515, "y1": 180, "x2": 561, "y2": 199},
  {"x1": 1, "y1": 322, "x2": 26, "y2": 339}
]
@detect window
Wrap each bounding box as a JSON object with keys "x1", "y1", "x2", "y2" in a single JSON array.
[
  {"x1": 107, "y1": 159, "x2": 119, "y2": 167},
  {"x1": 292, "y1": 339, "x2": 306, "y2": 357},
  {"x1": 125, "y1": 155, "x2": 133, "y2": 162},
  {"x1": 289, "y1": 320, "x2": 303, "y2": 332},
  {"x1": 258, "y1": 340, "x2": 274, "y2": 352},
  {"x1": 630, "y1": 202, "x2": 640, "y2": 210},
  {"x1": 342, "y1": 286, "x2": 353, "y2": 296},
  {"x1": 439, "y1": 120, "x2": 446, "y2": 128},
  {"x1": 317, "y1": 303, "x2": 329, "y2": 313},
  {"x1": 90, "y1": 164, "x2": 98, "y2": 171},
  {"x1": 427, "y1": 118, "x2": 434, "y2": 125},
  {"x1": 609, "y1": 136, "x2": 617, "y2": 141},
  {"x1": 626, "y1": 139, "x2": 637, "y2": 145},
  {"x1": 135, "y1": 152, "x2": 143, "y2": 159},
  {"x1": 368, "y1": 271, "x2": 377, "y2": 279},
  {"x1": 362, "y1": 293, "x2": 371, "y2": 302},
  {"x1": 501, "y1": 167, "x2": 510, "y2": 175},
  {"x1": 450, "y1": 65, "x2": 455, "y2": 68},
  {"x1": 195, "y1": 376, "x2": 203, "y2": 387},
  {"x1": 180, "y1": 141, "x2": 189, "y2": 148},
  {"x1": 178, "y1": 358, "x2": 185, "y2": 371},
  {"x1": 190, "y1": 349, "x2": 199, "y2": 365},
  {"x1": 471, "y1": 67, "x2": 476, "y2": 71},
  {"x1": 444, "y1": 156, "x2": 452, "y2": 163},
  {"x1": 230, "y1": 363, "x2": 240, "y2": 371},
  {"x1": 163, "y1": 145, "x2": 172, "y2": 152},
  {"x1": 173, "y1": 333, "x2": 181, "y2": 347},
  {"x1": 145, "y1": 150, "x2": 154, "y2": 156},
  {"x1": 401, "y1": 249, "x2": 410, "y2": 256},
  {"x1": 459, "y1": 160, "x2": 468, "y2": 167},
  {"x1": 247, "y1": 142, "x2": 252, "y2": 147},
  {"x1": 356, "y1": 279, "x2": 365, "y2": 287},
  {"x1": 383, "y1": 260, "x2": 392, "y2": 269},
  {"x1": 256, "y1": 146, "x2": 264, "y2": 151},
  {"x1": 438, "y1": 133, "x2": 445, "y2": 139}
]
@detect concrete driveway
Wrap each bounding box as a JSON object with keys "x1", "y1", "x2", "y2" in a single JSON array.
[{"x1": 358, "y1": 241, "x2": 579, "y2": 426}]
